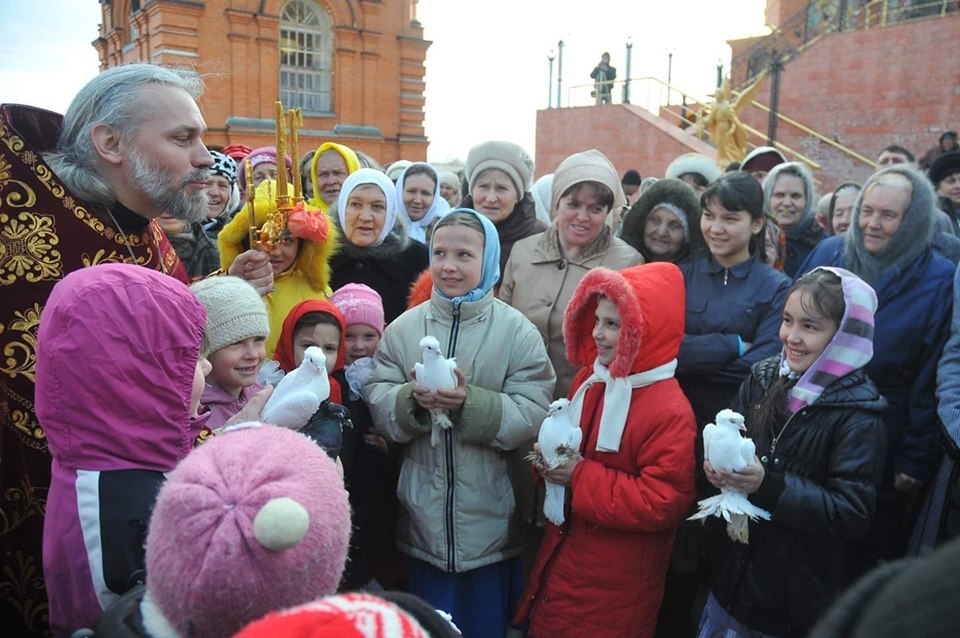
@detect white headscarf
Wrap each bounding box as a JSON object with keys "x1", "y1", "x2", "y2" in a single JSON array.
[
  {"x1": 337, "y1": 169, "x2": 399, "y2": 248},
  {"x1": 396, "y1": 162, "x2": 450, "y2": 243}
]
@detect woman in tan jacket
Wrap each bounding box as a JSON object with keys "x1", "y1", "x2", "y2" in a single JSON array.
[
  {"x1": 500, "y1": 149, "x2": 643, "y2": 400},
  {"x1": 500, "y1": 151, "x2": 642, "y2": 566}
]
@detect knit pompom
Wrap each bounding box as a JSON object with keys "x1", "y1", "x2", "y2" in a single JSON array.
[{"x1": 253, "y1": 497, "x2": 310, "y2": 551}]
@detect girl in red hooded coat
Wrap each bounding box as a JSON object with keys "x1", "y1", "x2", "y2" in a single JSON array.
[{"x1": 514, "y1": 262, "x2": 697, "y2": 638}]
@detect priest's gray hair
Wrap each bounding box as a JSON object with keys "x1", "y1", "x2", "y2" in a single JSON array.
[{"x1": 43, "y1": 64, "x2": 204, "y2": 208}]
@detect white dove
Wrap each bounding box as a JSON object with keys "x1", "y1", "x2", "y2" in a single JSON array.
[
  {"x1": 688, "y1": 409, "x2": 771, "y2": 543},
  {"x1": 527, "y1": 398, "x2": 580, "y2": 526},
  {"x1": 260, "y1": 346, "x2": 331, "y2": 430},
  {"x1": 414, "y1": 336, "x2": 458, "y2": 447}
]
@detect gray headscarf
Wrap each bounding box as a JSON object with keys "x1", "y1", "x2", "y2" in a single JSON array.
[
  {"x1": 763, "y1": 161, "x2": 817, "y2": 235},
  {"x1": 844, "y1": 165, "x2": 938, "y2": 283}
]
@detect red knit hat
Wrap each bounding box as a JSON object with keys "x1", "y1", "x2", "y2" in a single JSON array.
[{"x1": 235, "y1": 593, "x2": 430, "y2": 637}]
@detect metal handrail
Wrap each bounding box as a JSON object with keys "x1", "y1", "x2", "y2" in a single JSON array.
[
  {"x1": 560, "y1": 75, "x2": 896, "y2": 171},
  {"x1": 747, "y1": 101, "x2": 878, "y2": 168},
  {"x1": 562, "y1": 77, "x2": 827, "y2": 169},
  {"x1": 565, "y1": 76, "x2": 710, "y2": 110},
  {"x1": 733, "y1": 0, "x2": 957, "y2": 87},
  {"x1": 858, "y1": 0, "x2": 955, "y2": 29},
  {"x1": 740, "y1": 123, "x2": 821, "y2": 170}
]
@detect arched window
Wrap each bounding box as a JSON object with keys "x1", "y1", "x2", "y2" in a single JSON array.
[{"x1": 280, "y1": 1, "x2": 333, "y2": 114}]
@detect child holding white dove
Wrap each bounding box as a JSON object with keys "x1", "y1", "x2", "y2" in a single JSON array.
[
  {"x1": 515, "y1": 262, "x2": 697, "y2": 638},
  {"x1": 365, "y1": 209, "x2": 554, "y2": 636},
  {"x1": 699, "y1": 267, "x2": 887, "y2": 638}
]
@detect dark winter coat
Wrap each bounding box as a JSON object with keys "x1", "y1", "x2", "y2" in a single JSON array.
[
  {"x1": 329, "y1": 238, "x2": 429, "y2": 325},
  {"x1": 619, "y1": 177, "x2": 705, "y2": 264},
  {"x1": 461, "y1": 193, "x2": 546, "y2": 279},
  {"x1": 799, "y1": 237, "x2": 954, "y2": 482},
  {"x1": 166, "y1": 222, "x2": 220, "y2": 280},
  {"x1": 783, "y1": 215, "x2": 825, "y2": 277},
  {"x1": 332, "y1": 371, "x2": 399, "y2": 591},
  {"x1": 677, "y1": 253, "x2": 791, "y2": 427},
  {"x1": 707, "y1": 357, "x2": 887, "y2": 637}
]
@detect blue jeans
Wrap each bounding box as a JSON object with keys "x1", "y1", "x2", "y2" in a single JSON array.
[{"x1": 696, "y1": 593, "x2": 780, "y2": 638}]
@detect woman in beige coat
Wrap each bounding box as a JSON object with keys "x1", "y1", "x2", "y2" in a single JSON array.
[
  {"x1": 500, "y1": 149, "x2": 643, "y2": 400},
  {"x1": 500, "y1": 151, "x2": 643, "y2": 563}
]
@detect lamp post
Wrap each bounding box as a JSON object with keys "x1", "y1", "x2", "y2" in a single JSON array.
[
  {"x1": 623, "y1": 37, "x2": 633, "y2": 104},
  {"x1": 548, "y1": 50, "x2": 555, "y2": 108},
  {"x1": 766, "y1": 49, "x2": 784, "y2": 145},
  {"x1": 667, "y1": 49, "x2": 674, "y2": 104},
  {"x1": 556, "y1": 40, "x2": 564, "y2": 108}
]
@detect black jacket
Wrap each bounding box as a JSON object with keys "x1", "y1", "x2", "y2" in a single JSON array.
[
  {"x1": 783, "y1": 215, "x2": 825, "y2": 277},
  {"x1": 333, "y1": 371, "x2": 401, "y2": 591},
  {"x1": 330, "y1": 239, "x2": 429, "y2": 325},
  {"x1": 707, "y1": 356, "x2": 887, "y2": 637}
]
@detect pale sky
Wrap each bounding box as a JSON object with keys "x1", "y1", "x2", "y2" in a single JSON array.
[{"x1": 0, "y1": 0, "x2": 767, "y2": 164}]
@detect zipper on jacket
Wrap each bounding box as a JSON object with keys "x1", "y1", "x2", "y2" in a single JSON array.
[
  {"x1": 724, "y1": 268, "x2": 729, "y2": 286},
  {"x1": 444, "y1": 302, "x2": 462, "y2": 572},
  {"x1": 769, "y1": 408, "x2": 805, "y2": 458}
]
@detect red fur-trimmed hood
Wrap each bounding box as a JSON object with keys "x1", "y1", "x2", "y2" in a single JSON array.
[
  {"x1": 563, "y1": 263, "x2": 685, "y2": 377},
  {"x1": 407, "y1": 267, "x2": 433, "y2": 310}
]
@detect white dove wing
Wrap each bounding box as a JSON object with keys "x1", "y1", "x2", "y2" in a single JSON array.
[
  {"x1": 537, "y1": 417, "x2": 560, "y2": 468},
  {"x1": 568, "y1": 426, "x2": 583, "y2": 456},
  {"x1": 739, "y1": 438, "x2": 757, "y2": 468},
  {"x1": 261, "y1": 389, "x2": 321, "y2": 429},
  {"x1": 261, "y1": 367, "x2": 301, "y2": 422},
  {"x1": 414, "y1": 361, "x2": 425, "y2": 386},
  {"x1": 703, "y1": 422, "x2": 717, "y2": 460},
  {"x1": 709, "y1": 430, "x2": 744, "y2": 473}
]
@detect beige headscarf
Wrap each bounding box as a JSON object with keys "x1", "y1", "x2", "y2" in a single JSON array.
[{"x1": 550, "y1": 149, "x2": 626, "y2": 215}]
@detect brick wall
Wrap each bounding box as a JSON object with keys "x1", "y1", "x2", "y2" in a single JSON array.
[
  {"x1": 535, "y1": 104, "x2": 717, "y2": 179},
  {"x1": 737, "y1": 13, "x2": 960, "y2": 191},
  {"x1": 94, "y1": 0, "x2": 429, "y2": 164}
]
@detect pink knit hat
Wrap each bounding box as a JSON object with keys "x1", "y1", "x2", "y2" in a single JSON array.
[
  {"x1": 330, "y1": 283, "x2": 385, "y2": 335},
  {"x1": 141, "y1": 425, "x2": 351, "y2": 638},
  {"x1": 235, "y1": 593, "x2": 430, "y2": 637}
]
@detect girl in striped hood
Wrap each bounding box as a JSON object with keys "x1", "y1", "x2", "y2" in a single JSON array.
[{"x1": 700, "y1": 267, "x2": 888, "y2": 638}]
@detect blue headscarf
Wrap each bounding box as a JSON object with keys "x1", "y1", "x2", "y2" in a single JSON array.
[{"x1": 430, "y1": 208, "x2": 501, "y2": 304}]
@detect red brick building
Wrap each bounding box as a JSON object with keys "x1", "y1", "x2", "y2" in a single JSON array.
[{"x1": 93, "y1": 0, "x2": 430, "y2": 163}]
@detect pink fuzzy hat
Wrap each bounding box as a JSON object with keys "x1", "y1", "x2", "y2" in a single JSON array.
[
  {"x1": 141, "y1": 424, "x2": 351, "y2": 638},
  {"x1": 330, "y1": 283, "x2": 385, "y2": 335}
]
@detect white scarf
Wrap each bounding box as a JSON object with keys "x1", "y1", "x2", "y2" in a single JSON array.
[{"x1": 568, "y1": 359, "x2": 678, "y2": 453}]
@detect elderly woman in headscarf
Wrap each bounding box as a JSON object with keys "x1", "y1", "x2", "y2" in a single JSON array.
[
  {"x1": 438, "y1": 171, "x2": 462, "y2": 209},
  {"x1": 665, "y1": 152, "x2": 722, "y2": 197},
  {"x1": 530, "y1": 174, "x2": 555, "y2": 227},
  {"x1": 309, "y1": 142, "x2": 361, "y2": 213},
  {"x1": 461, "y1": 141, "x2": 546, "y2": 278},
  {"x1": 826, "y1": 182, "x2": 862, "y2": 236},
  {"x1": 395, "y1": 162, "x2": 449, "y2": 244},
  {"x1": 798, "y1": 165, "x2": 954, "y2": 569},
  {"x1": 239, "y1": 146, "x2": 293, "y2": 196},
  {"x1": 328, "y1": 168, "x2": 429, "y2": 323},
  {"x1": 620, "y1": 178, "x2": 705, "y2": 265},
  {"x1": 501, "y1": 149, "x2": 643, "y2": 401},
  {"x1": 764, "y1": 161, "x2": 825, "y2": 276}
]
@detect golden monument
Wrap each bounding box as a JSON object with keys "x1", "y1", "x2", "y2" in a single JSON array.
[{"x1": 698, "y1": 71, "x2": 768, "y2": 169}]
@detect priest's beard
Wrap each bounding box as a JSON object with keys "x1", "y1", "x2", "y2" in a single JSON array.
[{"x1": 129, "y1": 150, "x2": 209, "y2": 223}]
